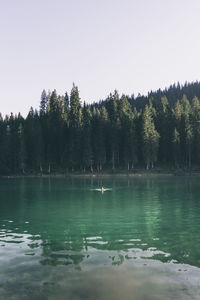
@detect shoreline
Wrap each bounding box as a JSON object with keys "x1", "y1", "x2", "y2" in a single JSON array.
[{"x1": 1, "y1": 170, "x2": 200, "y2": 179}]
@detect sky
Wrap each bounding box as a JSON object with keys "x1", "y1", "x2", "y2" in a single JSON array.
[{"x1": 1, "y1": 0, "x2": 200, "y2": 117}]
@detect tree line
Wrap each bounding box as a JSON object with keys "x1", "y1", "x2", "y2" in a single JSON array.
[{"x1": 1, "y1": 82, "x2": 200, "y2": 175}]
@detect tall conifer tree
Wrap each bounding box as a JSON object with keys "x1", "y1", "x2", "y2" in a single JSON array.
[{"x1": 143, "y1": 104, "x2": 160, "y2": 169}]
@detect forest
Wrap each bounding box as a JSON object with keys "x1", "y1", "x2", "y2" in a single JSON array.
[{"x1": 1, "y1": 81, "x2": 200, "y2": 175}]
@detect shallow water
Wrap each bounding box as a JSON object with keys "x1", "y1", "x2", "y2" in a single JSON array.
[{"x1": 0, "y1": 176, "x2": 200, "y2": 299}]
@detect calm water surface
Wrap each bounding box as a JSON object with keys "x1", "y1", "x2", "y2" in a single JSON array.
[{"x1": 0, "y1": 176, "x2": 200, "y2": 300}]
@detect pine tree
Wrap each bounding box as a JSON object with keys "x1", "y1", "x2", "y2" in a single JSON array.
[
  {"x1": 40, "y1": 90, "x2": 48, "y2": 116},
  {"x1": 191, "y1": 97, "x2": 200, "y2": 165},
  {"x1": 106, "y1": 90, "x2": 120, "y2": 170},
  {"x1": 0, "y1": 117, "x2": 9, "y2": 174},
  {"x1": 143, "y1": 104, "x2": 160, "y2": 169},
  {"x1": 180, "y1": 95, "x2": 193, "y2": 167},
  {"x1": 185, "y1": 121, "x2": 193, "y2": 168},
  {"x1": 68, "y1": 84, "x2": 82, "y2": 170},
  {"x1": 25, "y1": 108, "x2": 36, "y2": 171},
  {"x1": 4, "y1": 124, "x2": 12, "y2": 173},
  {"x1": 154, "y1": 96, "x2": 172, "y2": 164},
  {"x1": 17, "y1": 123, "x2": 26, "y2": 173},
  {"x1": 172, "y1": 128, "x2": 180, "y2": 167},
  {"x1": 92, "y1": 106, "x2": 108, "y2": 171},
  {"x1": 48, "y1": 90, "x2": 62, "y2": 171},
  {"x1": 81, "y1": 103, "x2": 93, "y2": 171},
  {"x1": 119, "y1": 95, "x2": 138, "y2": 170}
]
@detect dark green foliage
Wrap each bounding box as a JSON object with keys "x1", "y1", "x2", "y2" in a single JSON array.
[
  {"x1": 191, "y1": 97, "x2": 200, "y2": 164},
  {"x1": 153, "y1": 96, "x2": 173, "y2": 164},
  {"x1": 91, "y1": 107, "x2": 108, "y2": 171},
  {"x1": 68, "y1": 84, "x2": 83, "y2": 170},
  {"x1": 172, "y1": 128, "x2": 180, "y2": 167},
  {"x1": 119, "y1": 95, "x2": 138, "y2": 170},
  {"x1": 17, "y1": 123, "x2": 26, "y2": 173},
  {"x1": 81, "y1": 103, "x2": 93, "y2": 171},
  {"x1": 142, "y1": 103, "x2": 160, "y2": 169},
  {"x1": 40, "y1": 90, "x2": 48, "y2": 115},
  {"x1": 105, "y1": 91, "x2": 120, "y2": 170},
  {"x1": 2, "y1": 81, "x2": 200, "y2": 175}
]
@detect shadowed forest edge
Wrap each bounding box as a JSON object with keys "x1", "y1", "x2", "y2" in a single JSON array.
[{"x1": 1, "y1": 81, "x2": 200, "y2": 175}]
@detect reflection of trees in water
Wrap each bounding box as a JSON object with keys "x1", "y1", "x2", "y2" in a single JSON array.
[
  {"x1": 40, "y1": 252, "x2": 85, "y2": 268},
  {"x1": 1, "y1": 177, "x2": 200, "y2": 268}
]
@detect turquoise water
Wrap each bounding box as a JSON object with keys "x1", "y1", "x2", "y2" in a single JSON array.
[{"x1": 0, "y1": 176, "x2": 200, "y2": 299}]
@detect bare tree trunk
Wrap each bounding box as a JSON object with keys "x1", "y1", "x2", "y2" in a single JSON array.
[
  {"x1": 189, "y1": 146, "x2": 191, "y2": 169},
  {"x1": 112, "y1": 151, "x2": 115, "y2": 170},
  {"x1": 90, "y1": 164, "x2": 93, "y2": 173}
]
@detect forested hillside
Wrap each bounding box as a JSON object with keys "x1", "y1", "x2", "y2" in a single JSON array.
[{"x1": 1, "y1": 82, "x2": 200, "y2": 175}]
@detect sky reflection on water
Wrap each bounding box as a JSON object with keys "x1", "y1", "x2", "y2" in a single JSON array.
[{"x1": 0, "y1": 177, "x2": 200, "y2": 299}]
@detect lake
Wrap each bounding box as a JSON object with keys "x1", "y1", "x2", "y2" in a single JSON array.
[{"x1": 0, "y1": 176, "x2": 200, "y2": 300}]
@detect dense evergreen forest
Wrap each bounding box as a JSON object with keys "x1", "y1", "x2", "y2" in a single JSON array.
[{"x1": 1, "y1": 81, "x2": 200, "y2": 175}]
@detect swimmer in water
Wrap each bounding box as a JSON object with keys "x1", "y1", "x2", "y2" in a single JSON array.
[{"x1": 101, "y1": 187, "x2": 105, "y2": 193}]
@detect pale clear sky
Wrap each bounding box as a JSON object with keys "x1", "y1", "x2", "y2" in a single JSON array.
[{"x1": 1, "y1": 0, "x2": 200, "y2": 117}]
